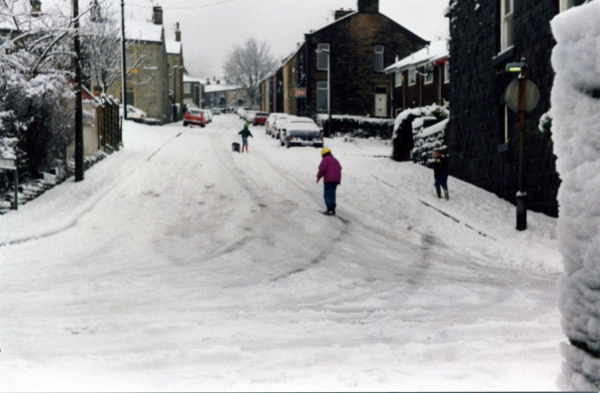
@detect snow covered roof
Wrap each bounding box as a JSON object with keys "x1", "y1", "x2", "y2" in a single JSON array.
[
  {"x1": 166, "y1": 41, "x2": 182, "y2": 55},
  {"x1": 124, "y1": 11, "x2": 163, "y2": 43},
  {"x1": 306, "y1": 11, "x2": 359, "y2": 36},
  {"x1": 385, "y1": 40, "x2": 449, "y2": 73},
  {"x1": 204, "y1": 84, "x2": 242, "y2": 93},
  {"x1": 183, "y1": 75, "x2": 206, "y2": 84}
]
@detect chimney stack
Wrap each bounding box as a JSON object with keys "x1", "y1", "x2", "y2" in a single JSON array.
[
  {"x1": 357, "y1": 0, "x2": 379, "y2": 14},
  {"x1": 152, "y1": 6, "x2": 163, "y2": 25},
  {"x1": 335, "y1": 8, "x2": 354, "y2": 20},
  {"x1": 30, "y1": 0, "x2": 41, "y2": 17},
  {"x1": 175, "y1": 22, "x2": 181, "y2": 42}
]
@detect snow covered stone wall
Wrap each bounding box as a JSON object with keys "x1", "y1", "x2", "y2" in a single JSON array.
[
  {"x1": 412, "y1": 119, "x2": 449, "y2": 166},
  {"x1": 550, "y1": 2, "x2": 600, "y2": 390}
]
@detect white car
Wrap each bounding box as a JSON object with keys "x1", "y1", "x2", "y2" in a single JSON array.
[
  {"x1": 245, "y1": 111, "x2": 258, "y2": 124},
  {"x1": 237, "y1": 107, "x2": 247, "y2": 119},
  {"x1": 271, "y1": 115, "x2": 293, "y2": 140},
  {"x1": 204, "y1": 109, "x2": 213, "y2": 123},
  {"x1": 280, "y1": 117, "x2": 324, "y2": 148},
  {"x1": 119, "y1": 105, "x2": 147, "y2": 121},
  {"x1": 266, "y1": 113, "x2": 286, "y2": 135}
]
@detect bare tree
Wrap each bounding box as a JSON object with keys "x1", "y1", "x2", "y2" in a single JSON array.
[
  {"x1": 80, "y1": 0, "x2": 144, "y2": 93},
  {"x1": 223, "y1": 37, "x2": 277, "y2": 108}
]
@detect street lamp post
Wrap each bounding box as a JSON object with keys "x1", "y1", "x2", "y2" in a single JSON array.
[{"x1": 316, "y1": 47, "x2": 332, "y2": 138}]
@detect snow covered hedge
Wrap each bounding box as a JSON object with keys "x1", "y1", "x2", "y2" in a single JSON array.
[
  {"x1": 551, "y1": 2, "x2": 600, "y2": 390},
  {"x1": 392, "y1": 105, "x2": 449, "y2": 162},
  {"x1": 317, "y1": 115, "x2": 395, "y2": 139}
]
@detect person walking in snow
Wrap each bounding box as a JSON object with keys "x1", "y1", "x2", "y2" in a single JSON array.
[
  {"x1": 433, "y1": 148, "x2": 450, "y2": 200},
  {"x1": 316, "y1": 148, "x2": 342, "y2": 216},
  {"x1": 238, "y1": 123, "x2": 253, "y2": 153}
]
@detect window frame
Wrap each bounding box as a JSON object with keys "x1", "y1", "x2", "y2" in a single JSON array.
[
  {"x1": 559, "y1": 0, "x2": 575, "y2": 12},
  {"x1": 500, "y1": 0, "x2": 515, "y2": 52},
  {"x1": 317, "y1": 81, "x2": 329, "y2": 112},
  {"x1": 184, "y1": 83, "x2": 192, "y2": 95},
  {"x1": 375, "y1": 45, "x2": 385, "y2": 72},
  {"x1": 317, "y1": 44, "x2": 329, "y2": 71},
  {"x1": 444, "y1": 62, "x2": 450, "y2": 84},
  {"x1": 395, "y1": 70, "x2": 403, "y2": 88},
  {"x1": 408, "y1": 69, "x2": 417, "y2": 86},
  {"x1": 424, "y1": 66, "x2": 434, "y2": 85}
]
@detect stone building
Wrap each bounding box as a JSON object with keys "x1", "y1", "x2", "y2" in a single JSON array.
[
  {"x1": 277, "y1": 0, "x2": 428, "y2": 119},
  {"x1": 203, "y1": 82, "x2": 248, "y2": 108},
  {"x1": 260, "y1": 69, "x2": 284, "y2": 113},
  {"x1": 385, "y1": 40, "x2": 450, "y2": 116},
  {"x1": 167, "y1": 23, "x2": 184, "y2": 120},
  {"x1": 183, "y1": 76, "x2": 205, "y2": 109},
  {"x1": 446, "y1": 0, "x2": 585, "y2": 217},
  {"x1": 96, "y1": 6, "x2": 171, "y2": 124}
]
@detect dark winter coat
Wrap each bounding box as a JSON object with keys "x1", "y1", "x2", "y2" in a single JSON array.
[
  {"x1": 239, "y1": 128, "x2": 253, "y2": 138},
  {"x1": 433, "y1": 154, "x2": 449, "y2": 178},
  {"x1": 317, "y1": 153, "x2": 342, "y2": 184}
]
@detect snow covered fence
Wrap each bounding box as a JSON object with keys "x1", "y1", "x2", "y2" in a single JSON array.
[
  {"x1": 392, "y1": 104, "x2": 449, "y2": 162},
  {"x1": 316, "y1": 114, "x2": 395, "y2": 139},
  {"x1": 412, "y1": 118, "x2": 449, "y2": 166},
  {"x1": 551, "y1": 2, "x2": 600, "y2": 390}
]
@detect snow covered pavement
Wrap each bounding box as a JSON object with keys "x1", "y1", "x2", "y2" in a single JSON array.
[{"x1": 0, "y1": 115, "x2": 563, "y2": 391}]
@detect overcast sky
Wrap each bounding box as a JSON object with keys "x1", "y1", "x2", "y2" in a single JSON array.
[{"x1": 125, "y1": 0, "x2": 450, "y2": 79}]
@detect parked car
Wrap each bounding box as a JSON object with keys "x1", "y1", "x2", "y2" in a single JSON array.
[
  {"x1": 271, "y1": 115, "x2": 292, "y2": 139},
  {"x1": 244, "y1": 111, "x2": 258, "y2": 123},
  {"x1": 119, "y1": 105, "x2": 147, "y2": 122},
  {"x1": 204, "y1": 109, "x2": 213, "y2": 123},
  {"x1": 266, "y1": 113, "x2": 287, "y2": 135},
  {"x1": 210, "y1": 108, "x2": 222, "y2": 115},
  {"x1": 280, "y1": 117, "x2": 324, "y2": 148},
  {"x1": 253, "y1": 112, "x2": 269, "y2": 126},
  {"x1": 237, "y1": 107, "x2": 247, "y2": 119},
  {"x1": 183, "y1": 108, "x2": 206, "y2": 127}
]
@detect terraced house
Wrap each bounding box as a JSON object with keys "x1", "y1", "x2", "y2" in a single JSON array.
[
  {"x1": 95, "y1": 6, "x2": 171, "y2": 124},
  {"x1": 446, "y1": 0, "x2": 586, "y2": 217},
  {"x1": 265, "y1": 0, "x2": 428, "y2": 119}
]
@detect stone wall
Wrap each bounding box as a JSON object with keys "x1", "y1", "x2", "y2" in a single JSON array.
[{"x1": 446, "y1": 0, "x2": 584, "y2": 217}]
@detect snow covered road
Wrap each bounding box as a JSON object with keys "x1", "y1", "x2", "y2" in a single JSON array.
[{"x1": 0, "y1": 115, "x2": 564, "y2": 391}]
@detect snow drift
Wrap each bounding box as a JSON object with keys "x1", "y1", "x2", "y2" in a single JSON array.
[{"x1": 551, "y1": 1, "x2": 600, "y2": 390}]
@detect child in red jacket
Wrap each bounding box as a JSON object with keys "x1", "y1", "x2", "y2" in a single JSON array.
[{"x1": 316, "y1": 148, "x2": 342, "y2": 216}]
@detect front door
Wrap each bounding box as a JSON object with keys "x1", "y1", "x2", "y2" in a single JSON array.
[{"x1": 375, "y1": 89, "x2": 387, "y2": 117}]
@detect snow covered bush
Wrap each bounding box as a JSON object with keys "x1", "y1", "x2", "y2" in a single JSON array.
[
  {"x1": 412, "y1": 118, "x2": 449, "y2": 166},
  {"x1": 392, "y1": 104, "x2": 448, "y2": 162},
  {"x1": 550, "y1": 2, "x2": 600, "y2": 389},
  {"x1": 0, "y1": 0, "x2": 79, "y2": 183}
]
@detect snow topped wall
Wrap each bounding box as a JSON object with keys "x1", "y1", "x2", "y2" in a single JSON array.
[{"x1": 550, "y1": 2, "x2": 600, "y2": 390}]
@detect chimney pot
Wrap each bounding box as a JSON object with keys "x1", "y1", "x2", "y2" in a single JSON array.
[
  {"x1": 175, "y1": 22, "x2": 181, "y2": 42},
  {"x1": 334, "y1": 8, "x2": 354, "y2": 20},
  {"x1": 152, "y1": 6, "x2": 163, "y2": 25}
]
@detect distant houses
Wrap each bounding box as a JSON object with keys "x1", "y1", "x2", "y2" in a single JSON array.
[
  {"x1": 260, "y1": 0, "x2": 428, "y2": 119},
  {"x1": 183, "y1": 76, "x2": 205, "y2": 109},
  {"x1": 203, "y1": 82, "x2": 248, "y2": 109},
  {"x1": 445, "y1": 0, "x2": 586, "y2": 217},
  {"x1": 385, "y1": 40, "x2": 449, "y2": 115},
  {"x1": 167, "y1": 23, "x2": 184, "y2": 120}
]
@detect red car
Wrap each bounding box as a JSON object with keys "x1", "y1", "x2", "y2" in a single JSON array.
[
  {"x1": 252, "y1": 112, "x2": 269, "y2": 126},
  {"x1": 183, "y1": 109, "x2": 206, "y2": 127}
]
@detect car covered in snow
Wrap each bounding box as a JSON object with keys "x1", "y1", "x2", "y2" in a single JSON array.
[
  {"x1": 252, "y1": 112, "x2": 269, "y2": 126},
  {"x1": 270, "y1": 114, "x2": 291, "y2": 139},
  {"x1": 183, "y1": 108, "x2": 206, "y2": 127},
  {"x1": 244, "y1": 111, "x2": 258, "y2": 123},
  {"x1": 265, "y1": 113, "x2": 285, "y2": 135},
  {"x1": 210, "y1": 108, "x2": 222, "y2": 115},
  {"x1": 279, "y1": 117, "x2": 324, "y2": 148},
  {"x1": 204, "y1": 109, "x2": 213, "y2": 123},
  {"x1": 237, "y1": 107, "x2": 246, "y2": 119},
  {"x1": 119, "y1": 105, "x2": 147, "y2": 122}
]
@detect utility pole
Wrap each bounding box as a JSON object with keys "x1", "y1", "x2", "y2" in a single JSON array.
[
  {"x1": 73, "y1": 0, "x2": 84, "y2": 182},
  {"x1": 516, "y1": 62, "x2": 528, "y2": 231},
  {"x1": 120, "y1": 0, "x2": 128, "y2": 120}
]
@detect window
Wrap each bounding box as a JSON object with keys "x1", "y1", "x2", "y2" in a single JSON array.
[
  {"x1": 125, "y1": 47, "x2": 135, "y2": 70},
  {"x1": 375, "y1": 46, "x2": 384, "y2": 72},
  {"x1": 500, "y1": 0, "x2": 514, "y2": 52},
  {"x1": 500, "y1": 105, "x2": 510, "y2": 143},
  {"x1": 184, "y1": 83, "x2": 192, "y2": 94},
  {"x1": 317, "y1": 81, "x2": 328, "y2": 112},
  {"x1": 424, "y1": 66, "x2": 434, "y2": 85},
  {"x1": 443, "y1": 63, "x2": 449, "y2": 83},
  {"x1": 408, "y1": 69, "x2": 417, "y2": 86},
  {"x1": 560, "y1": 0, "x2": 575, "y2": 12},
  {"x1": 119, "y1": 85, "x2": 135, "y2": 106},
  {"x1": 395, "y1": 71, "x2": 403, "y2": 87},
  {"x1": 317, "y1": 44, "x2": 329, "y2": 71}
]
